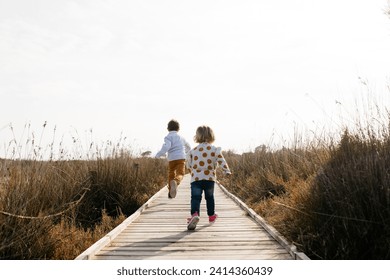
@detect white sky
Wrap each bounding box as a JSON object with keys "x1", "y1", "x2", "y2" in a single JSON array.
[{"x1": 1, "y1": 0, "x2": 390, "y2": 158}]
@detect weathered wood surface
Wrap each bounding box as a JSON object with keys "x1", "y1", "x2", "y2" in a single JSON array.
[{"x1": 76, "y1": 175, "x2": 309, "y2": 260}]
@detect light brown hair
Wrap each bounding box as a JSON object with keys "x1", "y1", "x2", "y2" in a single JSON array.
[{"x1": 194, "y1": 125, "x2": 215, "y2": 143}]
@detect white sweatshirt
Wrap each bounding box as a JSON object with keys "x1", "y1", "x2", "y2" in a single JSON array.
[{"x1": 155, "y1": 131, "x2": 191, "y2": 161}]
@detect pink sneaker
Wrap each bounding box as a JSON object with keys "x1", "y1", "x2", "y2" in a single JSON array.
[
  {"x1": 187, "y1": 212, "x2": 200, "y2": 230},
  {"x1": 209, "y1": 213, "x2": 218, "y2": 223}
]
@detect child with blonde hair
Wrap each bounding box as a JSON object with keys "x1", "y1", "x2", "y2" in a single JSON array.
[
  {"x1": 155, "y1": 119, "x2": 191, "y2": 198},
  {"x1": 186, "y1": 125, "x2": 231, "y2": 230}
]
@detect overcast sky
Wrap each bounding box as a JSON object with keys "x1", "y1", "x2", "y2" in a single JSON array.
[{"x1": 1, "y1": 0, "x2": 390, "y2": 158}]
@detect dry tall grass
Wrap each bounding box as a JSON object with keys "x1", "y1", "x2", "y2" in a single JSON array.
[
  {"x1": 0, "y1": 130, "x2": 167, "y2": 259},
  {"x1": 220, "y1": 101, "x2": 390, "y2": 260}
]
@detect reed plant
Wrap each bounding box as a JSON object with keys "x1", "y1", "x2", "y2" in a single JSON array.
[
  {"x1": 220, "y1": 97, "x2": 390, "y2": 259},
  {"x1": 0, "y1": 126, "x2": 167, "y2": 259}
]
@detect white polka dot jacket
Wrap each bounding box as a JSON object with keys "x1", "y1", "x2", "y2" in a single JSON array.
[{"x1": 186, "y1": 142, "x2": 231, "y2": 183}]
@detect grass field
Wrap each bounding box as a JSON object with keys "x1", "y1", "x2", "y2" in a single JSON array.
[{"x1": 0, "y1": 139, "x2": 167, "y2": 259}]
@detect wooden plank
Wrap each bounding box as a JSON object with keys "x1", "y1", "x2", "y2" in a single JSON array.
[
  {"x1": 110, "y1": 237, "x2": 280, "y2": 243},
  {"x1": 115, "y1": 230, "x2": 274, "y2": 238},
  {"x1": 96, "y1": 249, "x2": 291, "y2": 259},
  {"x1": 93, "y1": 254, "x2": 291, "y2": 260},
  {"x1": 101, "y1": 244, "x2": 285, "y2": 251},
  {"x1": 98, "y1": 248, "x2": 290, "y2": 255},
  {"x1": 110, "y1": 240, "x2": 280, "y2": 247},
  {"x1": 121, "y1": 228, "x2": 267, "y2": 233}
]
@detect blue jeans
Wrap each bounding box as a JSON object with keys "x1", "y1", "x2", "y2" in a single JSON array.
[{"x1": 190, "y1": 180, "x2": 215, "y2": 216}]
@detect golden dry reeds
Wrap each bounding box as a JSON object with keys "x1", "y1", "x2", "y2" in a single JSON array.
[
  {"x1": 220, "y1": 96, "x2": 390, "y2": 260},
  {"x1": 0, "y1": 127, "x2": 167, "y2": 259}
]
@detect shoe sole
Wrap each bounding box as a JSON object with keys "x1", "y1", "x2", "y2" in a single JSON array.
[
  {"x1": 169, "y1": 180, "x2": 177, "y2": 198},
  {"x1": 187, "y1": 216, "x2": 200, "y2": 230}
]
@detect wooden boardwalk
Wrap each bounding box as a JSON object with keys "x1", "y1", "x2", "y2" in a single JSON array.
[{"x1": 76, "y1": 175, "x2": 309, "y2": 260}]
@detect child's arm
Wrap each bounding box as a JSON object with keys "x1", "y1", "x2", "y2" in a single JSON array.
[
  {"x1": 216, "y1": 148, "x2": 231, "y2": 175},
  {"x1": 155, "y1": 137, "x2": 171, "y2": 158},
  {"x1": 183, "y1": 138, "x2": 191, "y2": 155},
  {"x1": 186, "y1": 151, "x2": 192, "y2": 169}
]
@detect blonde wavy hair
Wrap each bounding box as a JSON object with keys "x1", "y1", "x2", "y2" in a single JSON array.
[{"x1": 194, "y1": 125, "x2": 215, "y2": 144}]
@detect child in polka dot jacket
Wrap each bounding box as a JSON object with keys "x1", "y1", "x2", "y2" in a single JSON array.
[{"x1": 186, "y1": 125, "x2": 231, "y2": 230}]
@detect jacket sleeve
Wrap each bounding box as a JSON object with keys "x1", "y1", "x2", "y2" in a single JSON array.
[
  {"x1": 186, "y1": 151, "x2": 193, "y2": 169},
  {"x1": 183, "y1": 138, "x2": 191, "y2": 156},
  {"x1": 155, "y1": 137, "x2": 172, "y2": 158},
  {"x1": 216, "y1": 147, "x2": 231, "y2": 175}
]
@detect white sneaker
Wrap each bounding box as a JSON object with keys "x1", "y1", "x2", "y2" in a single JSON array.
[
  {"x1": 169, "y1": 180, "x2": 177, "y2": 198},
  {"x1": 187, "y1": 213, "x2": 200, "y2": 230}
]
